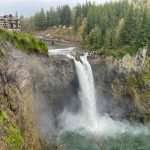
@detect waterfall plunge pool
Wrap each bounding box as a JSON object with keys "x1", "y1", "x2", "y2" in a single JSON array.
[{"x1": 59, "y1": 131, "x2": 150, "y2": 150}]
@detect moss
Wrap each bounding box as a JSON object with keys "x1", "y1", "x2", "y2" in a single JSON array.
[
  {"x1": 0, "y1": 85, "x2": 24, "y2": 149},
  {"x1": 126, "y1": 75, "x2": 137, "y2": 87},
  {"x1": 3, "y1": 122, "x2": 24, "y2": 150},
  {"x1": 5, "y1": 84, "x2": 15, "y2": 99},
  {"x1": 126, "y1": 70, "x2": 150, "y2": 90},
  {"x1": 0, "y1": 111, "x2": 7, "y2": 123},
  {"x1": 0, "y1": 29, "x2": 48, "y2": 54},
  {"x1": 0, "y1": 93, "x2": 4, "y2": 101},
  {"x1": 0, "y1": 109, "x2": 24, "y2": 150},
  {"x1": 125, "y1": 63, "x2": 150, "y2": 123},
  {"x1": 0, "y1": 47, "x2": 5, "y2": 55}
]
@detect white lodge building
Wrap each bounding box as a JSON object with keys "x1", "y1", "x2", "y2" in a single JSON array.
[{"x1": 0, "y1": 14, "x2": 21, "y2": 31}]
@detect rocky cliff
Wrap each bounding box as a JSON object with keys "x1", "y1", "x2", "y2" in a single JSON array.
[
  {"x1": 0, "y1": 41, "x2": 78, "y2": 149},
  {"x1": 0, "y1": 42, "x2": 24, "y2": 150},
  {"x1": 0, "y1": 41, "x2": 149, "y2": 149},
  {"x1": 92, "y1": 48, "x2": 150, "y2": 124}
]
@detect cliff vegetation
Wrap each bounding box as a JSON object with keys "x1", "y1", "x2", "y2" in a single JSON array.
[{"x1": 0, "y1": 29, "x2": 48, "y2": 54}]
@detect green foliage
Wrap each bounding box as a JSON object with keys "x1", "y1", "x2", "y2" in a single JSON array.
[
  {"x1": 46, "y1": 7, "x2": 61, "y2": 27},
  {"x1": 3, "y1": 122, "x2": 24, "y2": 150},
  {"x1": 102, "y1": 46, "x2": 138, "y2": 58},
  {"x1": 78, "y1": 17, "x2": 88, "y2": 42},
  {"x1": 0, "y1": 109, "x2": 24, "y2": 150},
  {"x1": 125, "y1": 64, "x2": 150, "y2": 122},
  {"x1": 0, "y1": 47, "x2": 5, "y2": 55},
  {"x1": 121, "y1": 4, "x2": 138, "y2": 46},
  {"x1": 80, "y1": 0, "x2": 150, "y2": 55},
  {"x1": 60, "y1": 5, "x2": 72, "y2": 27},
  {"x1": 0, "y1": 87, "x2": 24, "y2": 150},
  {"x1": 103, "y1": 49, "x2": 126, "y2": 58},
  {"x1": 126, "y1": 67, "x2": 150, "y2": 90},
  {"x1": 123, "y1": 46, "x2": 138, "y2": 56},
  {"x1": 20, "y1": 15, "x2": 35, "y2": 33},
  {"x1": 0, "y1": 29, "x2": 48, "y2": 54},
  {"x1": 21, "y1": 0, "x2": 150, "y2": 57},
  {"x1": 88, "y1": 25, "x2": 102, "y2": 49},
  {"x1": 34, "y1": 8, "x2": 47, "y2": 30},
  {"x1": 21, "y1": 5, "x2": 72, "y2": 32},
  {"x1": 0, "y1": 111, "x2": 7, "y2": 123}
]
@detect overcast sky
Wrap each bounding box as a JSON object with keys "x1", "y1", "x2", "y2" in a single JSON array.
[{"x1": 0, "y1": 0, "x2": 108, "y2": 17}]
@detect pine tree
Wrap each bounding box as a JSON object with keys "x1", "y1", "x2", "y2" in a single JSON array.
[
  {"x1": 34, "y1": 8, "x2": 47, "y2": 30},
  {"x1": 60, "y1": 5, "x2": 72, "y2": 27},
  {"x1": 136, "y1": 6, "x2": 149, "y2": 48}
]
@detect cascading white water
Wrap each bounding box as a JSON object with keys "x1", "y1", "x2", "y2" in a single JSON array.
[
  {"x1": 61, "y1": 53, "x2": 149, "y2": 137},
  {"x1": 72, "y1": 53, "x2": 98, "y2": 127}
]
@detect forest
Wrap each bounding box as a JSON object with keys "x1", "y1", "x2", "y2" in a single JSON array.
[{"x1": 21, "y1": 0, "x2": 150, "y2": 54}]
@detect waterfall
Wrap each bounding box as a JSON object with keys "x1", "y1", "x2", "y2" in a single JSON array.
[
  {"x1": 73, "y1": 54, "x2": 98, "y2": 127},
  {"x1": 61, "y1": 53, "x2": 149, "y2": 137}
]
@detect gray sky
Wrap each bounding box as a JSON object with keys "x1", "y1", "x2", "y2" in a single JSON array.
[{"x1": 0, "y1": 0, "x2": 107, "y2": 17}]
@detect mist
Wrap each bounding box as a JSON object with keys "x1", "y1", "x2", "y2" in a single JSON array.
[{"x1": 5, "y1": 47, "x2": 150, "y2": 150}]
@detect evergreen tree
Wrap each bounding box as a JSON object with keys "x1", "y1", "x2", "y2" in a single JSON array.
[
  {"x1": 136, "y1": 6, "x2": 149, "y2": 48},
  {"x1": 88, "y1": 25, "x2": 102, "y2": 50},
  {"x1": 34, "y1": 8, "x2": 47, "y2": 30},
  {"x1": 21, "y1": 0, "x2": 150, "y2": 52},
  {"x1": 121, "y1": 5, "x2": 137, "y2": 46},
  {"x1": 60, "y1": 5, "x2": 72, "y2": 26}
]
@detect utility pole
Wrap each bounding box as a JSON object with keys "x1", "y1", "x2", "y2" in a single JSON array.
[{"x1": 16, "y1": 11, "x2": 18, "y2": 18}]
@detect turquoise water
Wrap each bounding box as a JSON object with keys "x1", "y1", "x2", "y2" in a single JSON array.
[
  {"x1": 59, "y1": 131, "x2": 150, "y2": 150},
  {"x1": 46, "y1": 41, "x2": 73, "y2": 49}
]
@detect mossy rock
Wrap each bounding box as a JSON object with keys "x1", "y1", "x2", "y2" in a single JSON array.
[
  {"x1": 0, "y1": 85, "x2": 24, "y2": 150},
  {"x1": 0, "y1": 109, "x2": 24, "y2": 150},
  {"x1": 0, "y1": 29, "x2": 48, "y2": 54},
  {"x1": 125, "y1": 65, "x2": 150, "y2": 124},
  {"x1": 3, "y1": 122, "x2": 24, "y2": 150}
]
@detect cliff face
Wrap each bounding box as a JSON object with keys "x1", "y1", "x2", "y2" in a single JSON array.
[
  {"x1": 0, "y1": 41, "x2": 78, "y2": 149},
  {"x1": 92, "y1": 48, "x2": 150, "y2": 124},
  {"x1": 0, "y1": 42, "x2": 24, "y2": 150},
  {"x1": 0, "y1": 41, "x2": 149, "y2": 149}
]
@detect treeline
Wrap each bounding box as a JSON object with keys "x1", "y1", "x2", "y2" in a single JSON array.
[
  {"x1": 21, "y1": 0, "x2": 150, "y2": 52},
  {"x1": 21, "y1": 5, "x2": 72, "y2": 32},
  {"x1": 20, "y1": 3, "x2": 92, "y2": 32},
  {"x1": 78, "y1": 0, "x2": 150, "y2": 51}
]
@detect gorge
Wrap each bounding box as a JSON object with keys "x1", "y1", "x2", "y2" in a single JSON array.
[
  {"x1": 1, "y1": 0, "x2": 150, "y2": 149},
  {"x1": 0, "y1": 40, "x2": 150, "y2": 149}
]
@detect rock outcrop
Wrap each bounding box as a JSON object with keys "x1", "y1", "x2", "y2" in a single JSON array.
[
  {"x1": 104, "y1": 48, "x2": 147, "y2": 74},
  {"x1": 92, "y1": 47, "x2": 150, "y2": 124}
]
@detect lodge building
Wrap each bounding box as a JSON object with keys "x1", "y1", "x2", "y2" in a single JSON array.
[{"x1": 0, "y1": 14, "x2": 20, "y2": 31}]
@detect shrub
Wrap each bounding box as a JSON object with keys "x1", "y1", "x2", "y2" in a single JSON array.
[{"x1": 102, "y1": 46, "x2": 138, "y2": 58}]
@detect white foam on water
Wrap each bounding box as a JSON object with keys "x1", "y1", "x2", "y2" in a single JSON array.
[{"x1": 48, "y1": 47, "x2": 75, "y2": 56}]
